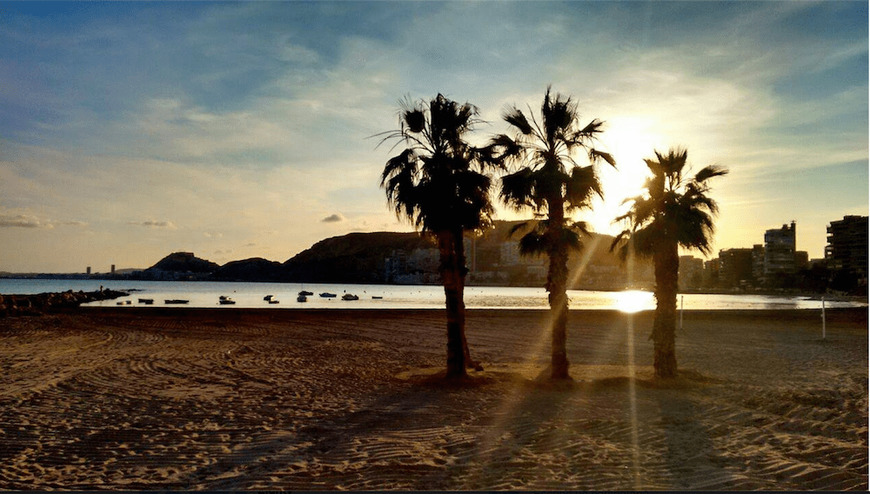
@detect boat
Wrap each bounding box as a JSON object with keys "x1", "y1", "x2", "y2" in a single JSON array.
[
  {"x1": 138, "y1": 298, "x2": 154, "y2": 305},
  {"x1": 219, "y1": 297, "x2": 236, "y2": 305},
  {"x1": 269, "y1": 299, "x2": 280, "y2": 304},
  {"x1": 264, "y1": 294, "x2": 274, "y2": 301},
  {"x1": 296, "y1": 294, "x2": 307, "y2": 303},
  {"x1": 298, "y1": 290, "x2": 314, "y2": 296},
  {"x1": 341, "y1": 293, "x2": 359, "y2": 301},
  {"x1": 319, "y1": 292, "x2": 337, "y2": 298},
  {"x1": 371, "y1": 296, "x2": 383, "y2": 300},
  {"x1": 165, "y1": 299, "x2": 189, "y2": 305}
]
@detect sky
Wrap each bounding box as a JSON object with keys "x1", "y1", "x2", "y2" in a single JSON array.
[{"x1": 0, "y1": 1, "x2": 867, "y2": 273}]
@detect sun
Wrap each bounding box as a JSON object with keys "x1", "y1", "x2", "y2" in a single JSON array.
[{"x1": 579, "y1": 116, "x2": 662, "y2": 236}]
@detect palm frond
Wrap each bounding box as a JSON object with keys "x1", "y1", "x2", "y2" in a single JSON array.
[
  {"x1": 403, "y1": 108, "x2": 426, "y2": 134},
  {"x1": 503, "y1": 107, "x2": 533, "y2": 135},
  {"x1": 508, "y1": 221, "x2": 531, "y2": 238},
  {"x1": 500, "y1": 167, "x2": 536, "y2": 210},
  {"x1": 518, "y1": 230, "x2": 548, "y2": 256},
  {"x1": 488, "y1": 134, "x2": 523, "y2": 164},
  {"x1": 693, "y1": 164, "x2": 729, "y2": 183},
  {"x1": 565, "y1": 165, "x2": 603, "y2": 211},
  {"x1": 381, "y1": 149, "x2": 416, "y2": 185},
  {"x1": 589, "y1": 149, "x2": 616, "y2": 168},
  {"x1": 570, "y1": 220, "x2": 592, "y2": 237},
  {"x1": 576, "y1": 118, "x2": 606, "y2": 138}
]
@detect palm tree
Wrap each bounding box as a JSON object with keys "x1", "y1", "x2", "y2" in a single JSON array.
[
  {"x1": 379, "y1": 94, "x2": 497, "y2": 379},
  {"x1": 492, "y1": 86, "x2": 614, "y2": 380},
  {"x1": 613, "y1": 148, "x2": 727, "y2": 378}
]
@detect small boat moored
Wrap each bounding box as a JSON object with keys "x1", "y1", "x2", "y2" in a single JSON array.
[
  {"x1": 298, "y1": 290, "x2": 313, "y2": 296},
  {"x1": 219, "y1": 296, "x2": 236, "y2": 305},
  {"x1": 320, "y1": 292, "x2": 337, "y2": 298},
  {"x1": 138, "y1": 298, "x2": 154, "y2": 305},
  {"x1": 341, "y1": 293, "x2": 359, "y2": 301},
  {"x1": 165, "y1": 299, "x2": 189, "y2": 305},
  {"x1": 296, "y1": 294, "x2": 307, "y2": 303}
]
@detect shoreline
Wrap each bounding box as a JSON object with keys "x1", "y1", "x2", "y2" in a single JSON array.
[{"x1": 75, "y1": 304, "x2": 867, "y2": 319}]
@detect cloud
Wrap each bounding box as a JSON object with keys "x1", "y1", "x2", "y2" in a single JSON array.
[
  {"x1": 321, "y1": 213, "x2": 345, "y2": 223},
  {"x1": 61, "y1": 220, "x2": 89, "y2": 227},
  {"x1": 129, "y1": 220, "x2": 178, "y2": 230},
  {"x1": 0, "y1": 213, "x2": 51, "y2": 228}
]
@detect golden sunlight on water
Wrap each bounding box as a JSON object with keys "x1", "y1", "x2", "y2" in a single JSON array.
[{"x1": 614, "y1": 290, "x2": 654, "y2": 313}]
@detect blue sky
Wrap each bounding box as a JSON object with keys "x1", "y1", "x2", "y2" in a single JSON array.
[{"x1": 0, "y1": 1, "x2": 866, "y2": 272}]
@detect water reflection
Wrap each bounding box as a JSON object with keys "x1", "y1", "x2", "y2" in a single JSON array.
[
  {"x1": 613, "y1": 290, "x2": 655, "y2": 313},
  {"x1": 0, "y1": 279, "x2": 864, "y2": 310}
]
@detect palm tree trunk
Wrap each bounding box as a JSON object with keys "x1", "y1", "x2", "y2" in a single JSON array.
[
  {"x1": 437, "y1": 229, "x2": 467, "y2": 379},
  {"x1": 546, "y1": 199, "x2": 570, "y2": 380},
  {"x1": 452, "y1": 231, "x2": 480, "y2": 370},
  {"x1": 652, "y1": 242, "x2": 679, "y2": 378}
]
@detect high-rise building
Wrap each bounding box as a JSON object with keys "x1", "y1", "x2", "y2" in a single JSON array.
[
  {"x1": 719, "y1": 248, "x2": 753, "y2": 288},
  {"x1": 703, "y1": 258, "x2": 719, "y2": 287},
  {"x1": 825, "y1": 215, "x2": 868, "y2": 278},
  {"x1": 751, "y1": 244, "x2": 765, "y2": 281},
  {"x1": 764, "y1": 222, "x2": 796, "y2": 278}
]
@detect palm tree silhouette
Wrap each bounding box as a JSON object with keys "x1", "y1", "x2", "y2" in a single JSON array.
[
  {"x1": 379, "y1": 94, "x2": 498, "y2": 379},
  {"x1": 613, "y1": 148, "x2": 727, "y2": 378},
  {"x1": 491, "y1": 86, "x2": 615, "y2": 380}
]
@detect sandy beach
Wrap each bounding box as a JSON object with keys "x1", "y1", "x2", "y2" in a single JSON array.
[{"x1": 0, "y1": 307, "x2": 866, "y2": 490}]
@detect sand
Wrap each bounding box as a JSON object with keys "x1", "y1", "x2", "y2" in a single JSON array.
[{"x1": 0, "y1": 307, "x2": 866, "y2": 490}]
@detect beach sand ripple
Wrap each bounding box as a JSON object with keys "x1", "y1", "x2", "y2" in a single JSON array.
[{"x1": 0, "y1": 307, "x2": 866, "y2": 490}]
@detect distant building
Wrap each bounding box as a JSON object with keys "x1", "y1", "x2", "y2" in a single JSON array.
[
  {"x1": 764, "y1": 222, "x2": 797, "y2": 279},
  {"x1": 500, "y1": 242, "x2": 522, "y2": 266},
  {"x1": 718, "y1": 248, "x2": 753, "y2": 288},
  {"x1": 794, "y1": 251, "x2": 809, "y2": 271},
  {"x1": 751, "y1": 245, "x2": 765, "y2": 281},
  {"x1": 703, "y1": 258, "x2": 719, "y2": 287},
  {"x1": 678, "y1": 256, "x2": 704, "y2": 290},
  {"x1": 408, "y1": 248, "x2": 439, "y2": 273},
  {"x1": 826, "y1": 215, "x2": 868, "y2": 279}
]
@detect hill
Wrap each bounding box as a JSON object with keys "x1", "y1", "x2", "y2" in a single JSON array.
[
  {"x1": 140, "y1": 252, "x2": 221, "y2": 280},
  {"x1": 210, "y1": 258, "x2": 285, "y2": 282},
  {"x1": 124, "y1": 222, "x2": 653, "y2": 288},
  {"x1": 283, "y1": 232, "x2": 432, "y2": 283}
]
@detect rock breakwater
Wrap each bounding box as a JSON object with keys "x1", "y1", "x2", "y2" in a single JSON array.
[{"x1": 0, "y1": 289, "x2": 128, "y2": 316}]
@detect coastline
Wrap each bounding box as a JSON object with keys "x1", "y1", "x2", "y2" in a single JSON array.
[{"x1": 1, "y1": 307, "x2": 866, "y2": 489}]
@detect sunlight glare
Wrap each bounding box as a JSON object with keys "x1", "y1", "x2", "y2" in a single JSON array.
[
  {"x1": 582, "y1": 116, "x2": 661, "y2": 236},
  {"x1": 615, "y1": 290, "x2": 654, "y2": 314}
]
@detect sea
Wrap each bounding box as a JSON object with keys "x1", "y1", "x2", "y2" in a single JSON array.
[{"x1": 0, "y1": 279, "x2": 865, "y2": 312}]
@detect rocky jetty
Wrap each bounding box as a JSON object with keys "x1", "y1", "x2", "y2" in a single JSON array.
[{"x1": 0, "y1": 289, "x2": 128, "y2": 317}]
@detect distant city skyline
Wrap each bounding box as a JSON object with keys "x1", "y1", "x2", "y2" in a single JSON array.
[{"x1": 1, "y1": 1, "x2": 867, "y2": 272}]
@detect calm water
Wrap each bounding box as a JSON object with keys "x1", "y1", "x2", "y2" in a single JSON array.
[{"x1": 0, "y1": 278, "x2": 864, "y2": 311}]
